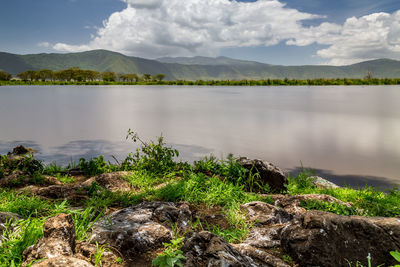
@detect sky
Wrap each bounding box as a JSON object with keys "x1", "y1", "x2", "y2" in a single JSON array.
[{"x1": 1, "y1": 0, "x2": 400, "y2": 65}]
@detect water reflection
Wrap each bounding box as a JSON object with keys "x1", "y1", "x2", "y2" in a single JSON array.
[
  {"x1": 0, "y1": 139, "x2": 214, "y2": 166},
  {"x1": 0, "y1": 85, "x2": 399, "y2": 187},
  {"x1": 288, "y1": 167, "x2": 399, "y2": 190}
]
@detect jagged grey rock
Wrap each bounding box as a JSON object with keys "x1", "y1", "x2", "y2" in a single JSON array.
[
  {"x1": 239, "y1": 157, "x2": 288, "y2": 192},
  {"x1": 280, "y1": 210, "x2": 400, "y2": 267}
]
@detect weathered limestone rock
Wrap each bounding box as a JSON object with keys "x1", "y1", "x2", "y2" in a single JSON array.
[
  {"x1": 23, "y1": 214, "x2": 76, "y2": 264},
  {"x1": 239, "y1": 157, "x2": 288, "y2": 192},
  {"x1": 182, "y1": 231, "x2": 255, "y2": 267},
  {"x1": 26, "y1": 185, "x2": 86, "y2": 200},
  {"x1": 91, "y1": 202, "x2": 191, "y2": 259},
  {"x1": 23, "y1": 213, "x2": 121, "y2": 267},
  {"x1": 30, "y1": 256, "x2": 94, "y2": 267},
  {"x1": 233, "y1": 243, "x2": 291, "y2": 267},
  {"x1": 272, "y1": 194, "x2": 352, "y2": 216},
  {"x1": 81, "y1": 172, "x2": 132, "y2": 192},
  {"x1": 240, "y1": 202, "x2": 292, "y2": 250},
  {"x1": 280, "y1": 210, "x2": 400, "y2": 267},
  {"x1": 241, "y1": 201, "x2": 292, "y2": 226},
  {"x1": 310, "y1": 176, "x2": 340, "y2": 189}
]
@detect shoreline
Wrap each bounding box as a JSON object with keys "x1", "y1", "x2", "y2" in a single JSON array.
[
  {"x1": 1, "y1": 144, "x2": 400, "y2": 266},
  {"x1": 2, "y1": 78, "x2": 400, "y2": 86}
]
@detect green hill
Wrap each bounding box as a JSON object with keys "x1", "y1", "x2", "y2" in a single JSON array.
[{"x1": 1, "y1": 50, "x2": 400, "y2": 80}]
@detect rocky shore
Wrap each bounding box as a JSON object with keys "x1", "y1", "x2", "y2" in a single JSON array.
[{"x1": 0, "y1": 146, "x2": 399, "y2": 267}]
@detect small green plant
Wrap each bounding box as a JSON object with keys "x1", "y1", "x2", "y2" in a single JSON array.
[
  {"x1": 123, "y1": 130, "x2": 179, "y2": 174},
  {"x1": 55, "y1": 173, "x2": 76, "y2": 184},
  {"x1": 283, "y1": 254, "x2": 293, "y2": 265},
  {"x1": 390, "y1": 251, "x2": 400, "y2": 267},
  {"x1": 86, "y1": 181, "x2": 103, "y2": 197},
  {"x1": 115, "y1": 257, "x2": 123, "y2": 264},
  {"x1": 43, "y1": 162, "x2": 65, "y2": 175},
  {"x1": 93, "y1": 242, "x2": 108, "y2": 267},
  {"x1": 78, "y1": 156, "x2": 109, "y2": 177},
  {"x1": 71, "y1": 207, "x2": 103, "y2": 241},
  {"x1": 152, "y1": 236, "x2": 186, "y2": 267}
]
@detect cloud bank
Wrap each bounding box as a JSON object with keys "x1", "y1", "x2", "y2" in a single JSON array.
[{"x1": 52, "y1": 0, "x2": 400, "y2": 65}]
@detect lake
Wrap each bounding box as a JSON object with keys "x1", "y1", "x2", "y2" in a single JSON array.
[{"x1": 0, "y1": 85, "x2": 399, "y2": 188}]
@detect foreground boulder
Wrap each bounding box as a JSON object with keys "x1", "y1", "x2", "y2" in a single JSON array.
[
  {"x1": 23, "y1": 213, "x2": 76, "y2": 264},
  {"x1": 91, "y1": 202, "x2": 191, "y2": 265},
  {"x1": 239, "y1": 157, "x2": 288, "y2": 192},
  {"x1": 281, "y1": 210, "x2": 400, "y2": 267},
  {"x1": 182, "y1": 231, "x2": 255, "y2": 267},
  {"x1": 272, "y1": 194, "x2": 353, "y2": 216},
  {"x1": 23, "y1": 213, "x2": 120, "y2": 267}
]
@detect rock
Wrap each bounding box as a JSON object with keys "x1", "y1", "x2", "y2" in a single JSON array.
[
  {"x1": 91, "y1": 202, "x2": 191, "y2": 259},
  {"x1": 23, "y1": 214, "x2": 76, "y2": 264},
  {"x1": 233, "y1": 243, "x2": 291, "y2": 267},
  {"x1": 30, "y1": 256, "x2": 94, "y2": 267},
  {"x1": 240, "y1": 202, "x2": 292, "y2": 250},
  {"x1": 23, "y1": 213, "x2": 122, "y2": 267},
  {"x1": 81, "y1": 172, "x2": 132, "y2": 192},
  {"x1": 239, "y1": 157, "x2": 288, "y2": 192},
  {"x1": 10, "y1": 145, "x2": 32, "y2": 155},
  {"x1": 241, "y1": 201, "x2": 292, "y2": 226},
  {"x1": 310, "y1": 176, "x2": 340, "y2": 189},
  {"x1": 281, "y1": 210, "x2": 400, "y2": 267},
  {"x1": 75, "y1": 242, "x2": 123, "y2": 267},
  {"x1": 272, "y1": 194, "x2": 352, "y2": 216},
  {"x1": 0, "y1": 172, "x2": 62, "y2": 188},
  {"x1": 26, "y1": 185, "x2": 86, "y2": 200},
  {"x1": 182, "y1": 231, "x2": 255, "y2": 267}
]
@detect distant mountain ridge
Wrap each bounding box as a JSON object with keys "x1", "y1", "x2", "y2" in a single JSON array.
[{"x1": 1, "y1": 50, "x2": 400, "y2": 80}]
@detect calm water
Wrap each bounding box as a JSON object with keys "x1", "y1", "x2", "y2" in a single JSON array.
[{"x1": 0, "y1": 85, "x2": 399, "y2": 188}]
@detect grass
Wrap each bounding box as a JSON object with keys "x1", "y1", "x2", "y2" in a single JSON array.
[
  {"x1": 287, "y1": 168, "x2": 400, "y2": 217},
  {"x1": 0, "y1": 189, "x2": 55, "y2": 217},
  {"x1": 0, "y1": 218, "x2": 44, "y2": 267}
]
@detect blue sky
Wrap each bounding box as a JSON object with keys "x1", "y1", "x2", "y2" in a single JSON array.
[{"x1": 1, "y1": 0, "x2": 400, "y2": 65}]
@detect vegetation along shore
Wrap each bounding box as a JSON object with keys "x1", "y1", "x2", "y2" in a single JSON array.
[
  {"x1": 0, "y1": 131, "x2": 399, "y2": 267},
  {"x1": 2, "y1": 69, "x2": 400, "y2": 86}
]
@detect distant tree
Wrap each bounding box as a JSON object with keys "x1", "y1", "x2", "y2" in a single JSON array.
[
  {"x1": 17, "y1": 71, "x2": 29, "y2": 81},
  {"x1": 53, "y1": 70, "x2": 67, "y2": 81},
  {"x1": 142, "y1": 74, "x2": 152, "y2": 82},
  {"x1": 17, "y1": 70, "x2": 38, "y2": 81},
  {"x1": 119, "y1": 74, "x2": 139, "y2": 82},
  {"x1": 85, "y1": 70, "x2": 100, "y2": 81},
  {"x1": 154, "y1": 74, "x2": 165, "y2": 81},
  {"x1": 0, "y1": 70, "x2": 12, "y2": 81},
  {"x1": 102, "y1": 71, "x2": 117, "y2": 82},
  {"x1": 38, "y1": 69, "x2": 54, "y2": 81}
]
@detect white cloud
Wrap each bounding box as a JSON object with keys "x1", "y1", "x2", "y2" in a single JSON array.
[
  {"x1": 37, "y1": 42, "x2": 50, "y2": 48},
  {"x1": 313, "y1": 11, "x2": 400, "y2": 65},
  {"x1": 51, "y1": 0, "x2": 400, "y2": 65},
  {"x1": 53, "y1": 0, "x2": 323, "y2": 58}
]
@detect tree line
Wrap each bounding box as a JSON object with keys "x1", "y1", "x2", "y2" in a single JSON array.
[
  {"x1": 0, "y1": 68, "x2": 165, "y2": 82},
  {"x1": 2, "y1": 69, "x2": 400, "y2": 85}
]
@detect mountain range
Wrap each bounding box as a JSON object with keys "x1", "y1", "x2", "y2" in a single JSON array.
[{"x1": 1, "y1": 49, "x2": 400, "y2": 80}]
